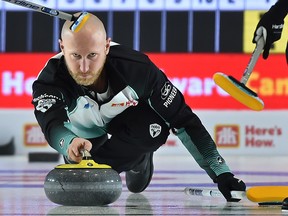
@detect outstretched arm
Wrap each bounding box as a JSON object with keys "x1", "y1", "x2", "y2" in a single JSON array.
[{"x1": 145, "y1": 62, "x2": 246, "y2": 202}]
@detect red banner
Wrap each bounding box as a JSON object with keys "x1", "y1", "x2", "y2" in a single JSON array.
[
  {"x1": 0, "y1": 53, "x2": 287, "y2": 109},
  {"x1": 148, "y1": 53, "x2": 288, "y2": 110},
  {"x1": 0, "y1": 53, "x2": 53, "y2": 109}
]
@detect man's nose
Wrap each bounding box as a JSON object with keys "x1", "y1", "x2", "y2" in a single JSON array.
[{"x1": 80, "y1": 59, "x2": 89, "y2": 73}]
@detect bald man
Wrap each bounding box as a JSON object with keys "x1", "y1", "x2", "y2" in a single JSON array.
[{"x1": 32, "y1": 13, "x2": 245, "y2": 200}]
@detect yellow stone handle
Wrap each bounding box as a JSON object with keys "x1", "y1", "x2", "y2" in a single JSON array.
[{"x1": 56, "y1": 149, "x2": 111, "y2": 169}]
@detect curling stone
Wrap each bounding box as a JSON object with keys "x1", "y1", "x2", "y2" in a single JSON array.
[{"x1": 44, "y1": 150, "x2": 122, "y2": 206}]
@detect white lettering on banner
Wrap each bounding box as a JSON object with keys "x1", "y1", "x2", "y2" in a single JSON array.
[
  {"x1": 1, "y1": 72, "x2": 228, "y2": 98},
  {"x1": 24, "y1": 77, "x2": 35, "y2": 95},
  {"x1": 2, "y1": 71, "x2": 23, "y2": 95},
  {"x1": 1, "y1": 71, "x2": 36, "y2": 96},
  {"x1": 170, "y1": 77, "x2": 228, "y2": 96}
]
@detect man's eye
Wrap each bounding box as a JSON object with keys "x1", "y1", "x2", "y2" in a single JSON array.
[
  {"x1": 89, "y1": 53, "x2": 96, "y2": 57},
  {"x1": 72, "y1": 54, "x2": 80, "y2": 58}
]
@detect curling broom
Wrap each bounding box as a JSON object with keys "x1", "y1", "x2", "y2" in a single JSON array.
[
  {"x1": 213, "y1": 30, "x2": 265, "y2": 111},
  {"x1": 185, "y1": 186, "x2": 288, "y2": 204},
  {"x1": 1, "y1": 0, "x2": 90, "y2": 32}
]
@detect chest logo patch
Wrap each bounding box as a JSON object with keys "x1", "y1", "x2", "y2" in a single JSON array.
[
  {"x1": 149, "y1": 123, "x2": 161, "y2": 138},
  {"x1": 161, "y1": 81, "x2": 172, "y2": 100}
]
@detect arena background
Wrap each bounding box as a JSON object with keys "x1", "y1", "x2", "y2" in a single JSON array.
[{"x1": 0, "y1": 0, "x2": 287, "y2": 156}]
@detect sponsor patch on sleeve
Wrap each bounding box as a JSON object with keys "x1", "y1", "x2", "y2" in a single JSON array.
[{"x1": 33, "y1": 93, "x2": 61, "y2": 113}]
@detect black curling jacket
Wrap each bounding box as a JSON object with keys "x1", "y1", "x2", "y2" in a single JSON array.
[{"x1": 32, "y1": 43, "x2": 230, "y2": 179}]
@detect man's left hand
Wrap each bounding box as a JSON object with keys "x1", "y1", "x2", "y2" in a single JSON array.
[
  {"x1": 215, "y1": 172, "x2": 246, "y2": 202},
  {"x1": 252, "y1": 11, "x2": 284, "y2": 59}
]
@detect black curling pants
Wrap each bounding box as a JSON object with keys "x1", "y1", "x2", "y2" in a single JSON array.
[{"x1": 90, "y1": 102, "x2": 170, "y2": 173}]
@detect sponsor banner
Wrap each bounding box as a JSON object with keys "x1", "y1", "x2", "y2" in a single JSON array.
[
  {"x1": 157, "y1": 110, "x2": 288, "y2": 156},
  {"x1": 148, "y1": 53, "x2": 288, "y2": 110},
  {"x1": 0, "y1": 53, "x2": 53, "y2": 109},
  {"x1": 0, "y1": 53, "x2": 287, "y2": 109},
  {"x1": 23, "y1": 123, "x2": 48, "y2": 147},
  {"x1": 1, "y1": 110, "x2": 286, "y2": 155}
]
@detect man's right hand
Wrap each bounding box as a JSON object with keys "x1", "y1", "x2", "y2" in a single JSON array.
[{"x1": 67, "y1": 138, "x2": 92, "y2": 163}]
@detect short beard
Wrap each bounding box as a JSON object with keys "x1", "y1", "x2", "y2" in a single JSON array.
[
  {"x1": 65, "y1": 56, "x2": 106, "y2": 87},
  {"x1": 69, "y1": 71, "x2": 98, "y2": 86},
  {"x1": 68, "y1": 64, "x2": 105, "y2": 87}
]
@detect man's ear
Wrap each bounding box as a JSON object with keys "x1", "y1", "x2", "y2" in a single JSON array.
[
  {"x1": 58, "y1": 39, "x2": 64, "y2": 52},
  {"x1": 105, "y1": 38, "x2": 111, "y2": 55}
]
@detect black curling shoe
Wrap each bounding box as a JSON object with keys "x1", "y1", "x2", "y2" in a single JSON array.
[{"x1": 125, "y1": 152, "x2": 154, "y2": 193}]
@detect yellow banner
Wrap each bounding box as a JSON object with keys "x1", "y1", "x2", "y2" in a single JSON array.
[{"x1": 243, "y1": 11, "x2": 288, "y2": 53}]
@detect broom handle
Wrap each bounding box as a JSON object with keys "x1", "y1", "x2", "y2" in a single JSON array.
[{"x1": 240, "y1": 34, "x2": 265, "y2": 84}]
